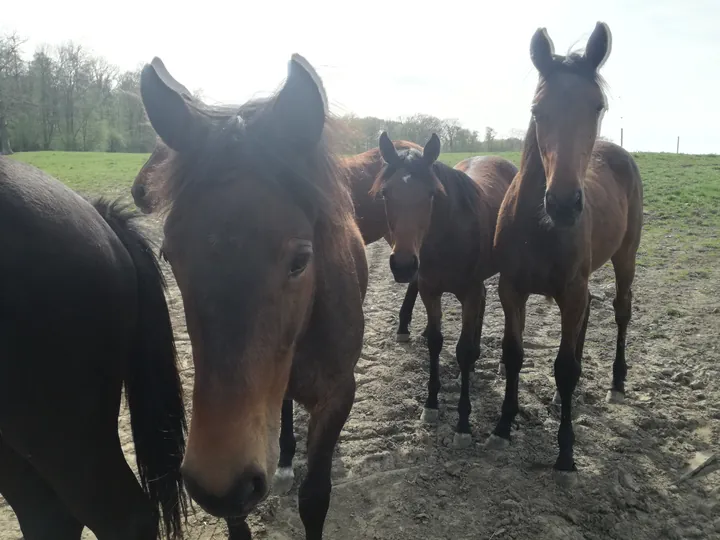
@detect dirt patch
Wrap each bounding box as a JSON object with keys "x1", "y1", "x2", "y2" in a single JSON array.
[{"x1": 2, "y1": 218, "x2": 719, "y2": 540}]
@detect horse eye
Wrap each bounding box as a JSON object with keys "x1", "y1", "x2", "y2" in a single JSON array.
[
  {"x1": 289, "y1": 249, "x2": 312, "y2": 278},
  {"x1": 596, "y1": 104, "x2": 605, "y2": 115}
]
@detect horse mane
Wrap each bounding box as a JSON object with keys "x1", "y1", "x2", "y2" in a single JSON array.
[
  {"x1": 371, "y1": 148, "x2": 484, "y2": 217},
  {"x1": 155, "y1": 96, "x2": 352, "y2": 231}
]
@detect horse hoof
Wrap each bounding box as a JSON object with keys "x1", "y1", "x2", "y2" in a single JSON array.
[
  {"x1": 498, "y1": 363, "x2": 506, "y2": 376},
  {"x1": 421, "y1": 408, "x2": 439, "y2": 424},
  {"x1": 396, "y1": 333, "x2": 410, "y2": 343},
  {"x1": 606, "y1": 389, "x2": 625, "y2": 404},
  {"x1": 272, "y1": 467, "x2": 295, "y2": 495},
  {"x1": 552, "y1": 469, "x2": 579, "y2": 489},
  {"x1": 452, "y1": 432, "x2": 472, "y2": 449},
  {"x1": 485, "y1": 434, "x2": 510, "y2": 450},
  {"x1": 552, "y1": 391, "x2": 562, "y2": 405}
]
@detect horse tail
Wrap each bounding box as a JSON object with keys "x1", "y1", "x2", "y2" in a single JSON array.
[{"x1": 93, "y1": 198, "x2": 187, "y2": 539}]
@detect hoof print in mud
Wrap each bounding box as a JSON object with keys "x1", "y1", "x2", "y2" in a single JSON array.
[
  {"x1": 421, "y1": 407, "x2": 439, "y2": 424},
  {"x1": 485, "y1": 434, "x2": 510, "y2": 450}
]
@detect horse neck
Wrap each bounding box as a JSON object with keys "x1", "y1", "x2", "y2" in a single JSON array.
[
  {"x1": 428, "y1": 166, "x2": 481, "y2": 238},
  {"x1": 515, "y1": 119, "x2": 549, "y2": 214}
]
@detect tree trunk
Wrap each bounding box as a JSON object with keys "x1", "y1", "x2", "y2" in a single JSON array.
[{"x1": 0, "y1": 115, "x2": 13, "y2": 155}]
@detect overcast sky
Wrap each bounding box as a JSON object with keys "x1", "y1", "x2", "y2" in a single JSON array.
[{"x1": 4, "y1": 0, "x2": 720, "y2": 154}]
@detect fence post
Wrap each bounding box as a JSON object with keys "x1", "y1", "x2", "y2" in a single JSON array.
[
  {"x1": 620, "y1": 128, "x2": 624, "y2": 148},
  {"x1": 677, "y1": 136, "x2": 680, "y2": 154}
]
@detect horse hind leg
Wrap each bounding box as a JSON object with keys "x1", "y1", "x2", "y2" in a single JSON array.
[
  {"x1": 272, "y1": 397, "x2": 296, "y2": 495},
  {"x1": 0, "y1": 439, "x2": 83, "y2": 540},
  {"x1": 607, "y1": 253, "x2": 636, "y2": 403}
]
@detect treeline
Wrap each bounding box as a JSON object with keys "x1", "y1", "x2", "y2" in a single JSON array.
[
  {"x1": 338, "y1": 114, "x2": 524, "y2": 154},
  {"x1": 0, "y1": 32, "x2": 524, "y2": 156},
  {"x1": 0, "y1": 33, "x2": 154, "y2": 154}
]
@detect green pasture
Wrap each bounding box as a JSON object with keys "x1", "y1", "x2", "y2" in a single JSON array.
[{"x1": 9, "y1": 150, "x2": 720, "y2": 272}]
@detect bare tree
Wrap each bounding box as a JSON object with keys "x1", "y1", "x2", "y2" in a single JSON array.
[{"x1": 441, "y1": 118, "x2": 462, "y2": 152}]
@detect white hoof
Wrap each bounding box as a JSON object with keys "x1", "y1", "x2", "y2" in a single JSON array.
[
  {"x1": 552, "y1": 469, "x2": 579, "y2": 488},
  {"x1": 421, "y1": 407, "x2": 439, "y2": 424},
  {"x1": 498, "y1": 363, "x2": 506, "y2": 376},
  {"x1": 485, "y1": 434, "x2": 510, "y2": 450},
  {"x1": 452, "y1": 432, "x2": 472, "y2": 449},
  {"x1": 272, "y1": 467, "x2": 294, "y2": 495},
  {"x1": 606, "y1": 389, "x2": 625, "y2": 404},
  {"x1": 396, "y1": 333, "x2": 410, "y2": 343},
  {"x1": 552, "y1": 391, "x2": 562, "y2": 405}
]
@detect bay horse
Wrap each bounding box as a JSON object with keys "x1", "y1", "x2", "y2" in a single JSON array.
[
  {"x1": 487, "y1": 22, "x2": 643, "y2": 487},
  {"x1": 0, "y1": 158, "x2": 187, "y2": 539},
  {"x1": 371, "y1": 132, "x2": 517, "y2": 448},
  {"x1": 132, "y1": 138, "x2": 422, "y2": 341},
  {"x1": 139, "y1": 54, "x2": 367, "y2": 540}
]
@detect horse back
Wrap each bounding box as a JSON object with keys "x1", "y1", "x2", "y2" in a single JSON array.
[
  {"x1": 586, "y1": 141, "x2": 644, "y2": 270},
  {"x1": 0, "y1": 157, "x2": 136, "y2": 357}
]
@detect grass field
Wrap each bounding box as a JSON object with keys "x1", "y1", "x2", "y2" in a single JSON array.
[
  {"x1": 11, "y1": 149, "x2": 720, "y2": 274},
  {"x1": 3, "y1": 150, "x2": 720, "y2": 539}
]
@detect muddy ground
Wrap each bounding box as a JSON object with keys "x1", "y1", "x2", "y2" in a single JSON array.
[{"x1": 1, "y1": 217, "x2": 719, "y2": 540}]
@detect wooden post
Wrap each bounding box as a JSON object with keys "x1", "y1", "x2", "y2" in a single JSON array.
[
  {"x1": 676, "y1": 136, "x2": 680, "y2": 154},
  {"x1": 620, "y1": 128, "x2": 624, "y2": 148}
]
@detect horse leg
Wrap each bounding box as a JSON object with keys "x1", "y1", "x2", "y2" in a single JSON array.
[
  {"x1": 419, "y1": 287, "x2": 443, "y2": 424},
  {"x1": 487, "y1": 275, "x2": 528, "y2": 449},
  {"x1": 25, "y1": 424, "x2": 158, "y2": 540},
  {"x1": 552, "y1": 281, "x2": 590, "y2": 488},
  {"x1": 273, "y1": 397, "x2": 296, "y2": 494},
  {"x1": 607, "y1": 254, "x2": 635, "y2": 403},
  {"x1": 227, "y1": 517, "x2": 253, "y2": 540},
  {"x1": 299, "y1": 377, "x2": 355, "y2": 540},
  {"x1": 0, "y1": 438, "x2": 83, "y2": 539},
  {"x1": 552, "y1": 292, "x2": 590, "y2": 405},
  {"x1": 453, "y1": 283, "x2": 487, "y2": 449},
  {"x1": 396, "y1": 278, "x2": 419, "y2": 342}
]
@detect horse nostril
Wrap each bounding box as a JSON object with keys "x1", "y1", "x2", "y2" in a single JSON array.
[
  {"x1": 132, "y1": 184, "x2": 146, "y2": 200},
  {"x1": 574, "y1": 189, "x2": 584, "y2": 211}
]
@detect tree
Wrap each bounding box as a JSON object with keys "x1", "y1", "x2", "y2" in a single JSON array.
[
  {"x1": 441, "y1": 118, "x2": 462, "y2": 151},
  {"x1": 485, "y1": 126, "x2": 497, "y2": 151}
]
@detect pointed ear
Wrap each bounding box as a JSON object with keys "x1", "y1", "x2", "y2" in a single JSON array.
[
  {"x1": 149, "y1": 57, "x2": 193, "y2": 99},
  {"x1": 269, "y1": 53, "x2": 327, "y2": 151},
  {"x1": 585, "y1": 22, "x2": 612, "y2": 70},
  {"x1": 530, "y1": 27, "x2": 556, "y2": 76},
  {"x1": 423, "y1": 133, "x2": 441, "y2": 165},
  {"x1": 140, "y1": 58, "x2": 208, "y2": 153},
  {"x1": 379, "y1": 131, "x2": 401, "y2": 166}
]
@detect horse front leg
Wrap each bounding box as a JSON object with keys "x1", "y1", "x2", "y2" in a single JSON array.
[
  {"x1": 299, "y1": 377, "x2": 355, "y2": 540},
  {"x1": 487, "y1": 275, "x2": 528, "y2": 448},
  {"x1": 552, "y1": 280, "x2": 590, "y2": 488}
]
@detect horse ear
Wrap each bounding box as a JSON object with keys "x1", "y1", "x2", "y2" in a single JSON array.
[
  {"x1": 530, "y1": 27, "x2": 555, "y2": 76},
  {"x1": 379, "y1": 131, "x2": 401, "y2": 166},
  {"x1": 140, "y1": 58, "x2": 208, "y2": 153},
  {"x1": 270, "y1": 54, "x2": 327, "y2": 151},
  {"x1": 585, "y1": 22, "x2": 612, "y2": 70},
  {"x1": 423, "y1": 133, "x2": 441, "y2": 165}
]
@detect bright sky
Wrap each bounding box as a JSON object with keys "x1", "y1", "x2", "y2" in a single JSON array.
[{"x1": 4, "y1": 0, "x2": 720, "y2": 154}]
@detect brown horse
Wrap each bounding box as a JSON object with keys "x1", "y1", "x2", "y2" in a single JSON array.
[
  {"x1": 486, "y1": 22, "x2": 643, "y2": 487},
  {"x1": 0, "y1": 158, "x2": 187, "y2": 539},
  {"x1": 372, "y1": 132, "x2": 517, "y2": 448},
  {"x1": 132, "y1": 139, "x2": 423, "y2": 341},
  {"x1": 139, "y1": 54, "x2": 368, "y2": 539}
]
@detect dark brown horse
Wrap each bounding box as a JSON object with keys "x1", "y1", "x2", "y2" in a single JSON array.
[
  {"x1": 487, "y1": 22, "x2": 643, "y2": 487},
  {"x1": 372, "y1": 132, "x2": 517, "y2": 448},
  {"x1": 139, "y1": 54, "x2": 368, "y2": 539},
  {"x1": 132, "y1": 139, "x2": 423, "y2": 341},
  {"x1": 0, "y1": 158, "x2": 187, "y2": 539}
]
